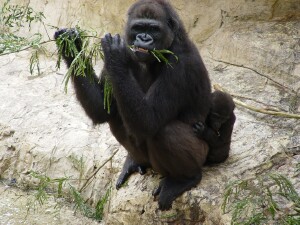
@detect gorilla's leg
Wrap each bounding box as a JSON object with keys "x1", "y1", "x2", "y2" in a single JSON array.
[
  {"x1": 153, "y1": 175, "x2": 202, "y2": 210},
  {"x1": 116, "y1": 154, "x2": 148, "y2": 189},
  {"x1": 148, "y1": 121, "x2": 208, "y2": 210},
  {"x1": 109, "y1": 117, "x2": 150, "y2": 189}
]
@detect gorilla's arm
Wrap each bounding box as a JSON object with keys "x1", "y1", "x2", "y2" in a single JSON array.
[
  {"x1": 55, "y1": 29, "x2": 112, "y2": 124},
  {"x1": 101, "y1": 34, "x2": 185, "y2": 137},
  {"x1": 217, "y1": 113, "x2": 236, "y2": 143},
  {"x1": 193, "y1": 123, "x2": 220, "y2": 144},
  {"x1": 194, "y1": 112, "x2": 236, "y2": 146},
  {"x1": 72, "y1": 74, "x2": 113, "y2": 124}
]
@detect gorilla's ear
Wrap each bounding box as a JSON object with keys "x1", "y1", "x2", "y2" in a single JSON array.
[
  {"x1": 163, "y1": 4, "x2": 184, "y2": 40},
  {"x1": 167, "y1": 17, "x2": 179, "y2": 32}
]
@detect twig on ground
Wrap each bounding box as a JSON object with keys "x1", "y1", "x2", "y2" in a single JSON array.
[
  {"x1": 214, "y1": 84, "x2": 300, "y2": 119},
  {"x1": 212, "y1": 58, "x2": 297, "y2": 95},
  {"x1": 79, "y1": 149, "x2": 119, "y2": 192}
]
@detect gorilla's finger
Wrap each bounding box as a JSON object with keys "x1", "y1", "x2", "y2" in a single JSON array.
[
  {"x1": 114, "y1": 34, "x2": 121, "y2": 45},
  {"x1": 152, "y1": 185, "x2": 161, "y2": 197},
  {"x1": 54, "y1": 28, "x2": 67, "y2": 39},
  {"x1": 192, "y1": 122, "x2": 204, "y2": 132},
  {"x1": 101, "y1": 34, "x2": 112, "y2": 51},
  {"x1": 138, "y1": 166, "x2": 147, "y2": 175},
  {"x1": 102, "y1": 33, "x2": 113, "y2": 47},
  {"x1": 116, "y1": 171, "x2": 130, "y2": 190}
]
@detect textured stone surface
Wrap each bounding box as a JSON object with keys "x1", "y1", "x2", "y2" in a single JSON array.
[
  {"x1": 0, "y1": 184, "x2": 100, "y2": 225},
  {"x1": 0, "y1": 0, "x2": 300, "y2": 224}
]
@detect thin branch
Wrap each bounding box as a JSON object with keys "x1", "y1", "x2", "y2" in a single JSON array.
[
  {"x1": 82, "y1": 35, "x2": 101, "y2": 40},
  {"x1": 79, "y1": 149, "x2": 119, "y2": 193},
  {"x1": 214, "y1": 84, "x2": 300, "y2": 119},
  {"x1": 0, "y1": 39, "x2": 55, "y2": 56},
  {"x1": 42, "y1": 22, "x2": 51, "y2": 40},
  {"x1": 211, "y1": 58, "x2": 297, "y2": 95},
  {"x1": 229, "y1": 94, "x2": 284, "y2": 112}
]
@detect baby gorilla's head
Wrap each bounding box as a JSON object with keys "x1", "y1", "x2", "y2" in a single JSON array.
[{"x1": 207, "y1": 91, "x2": 235, "y2": 131}]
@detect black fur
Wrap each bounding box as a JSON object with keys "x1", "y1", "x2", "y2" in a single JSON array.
[
  {"x1": 193, "y1": 90, "x2": 236, "y2": 164},
  {"x1": 55, "y1": 0, "x2": 211, "y2": 210}
]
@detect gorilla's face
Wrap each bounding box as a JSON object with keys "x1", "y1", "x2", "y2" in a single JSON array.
[
  {"x1": 125, "y1": 3, "x2": 175, "y2": 62},
  {"x1": 207, "y1": 112, "x2": 229, "y2": 131},
  {"x1": 208, "y1": 91, "x2": 235, "y2": 131}
]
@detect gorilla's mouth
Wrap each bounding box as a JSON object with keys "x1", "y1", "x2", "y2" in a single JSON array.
[{"x1": 130, "y1": 46, "x2": 150, "y2": 54}]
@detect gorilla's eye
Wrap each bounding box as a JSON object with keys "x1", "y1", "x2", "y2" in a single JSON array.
[
  {"x1": 132, "y1": 24, "x2": 144, "y2": 32},
  {"x1": 149, "y1": 25, "x2": 160, "y2": 32}
]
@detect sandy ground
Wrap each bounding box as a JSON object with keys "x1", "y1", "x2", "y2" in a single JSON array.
[{"x1": 0, "y1": 183, "x2": 101, "y2": 225}]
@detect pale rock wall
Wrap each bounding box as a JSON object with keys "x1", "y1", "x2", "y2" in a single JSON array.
[
  {"x1": 1, "y1": 0, "x2": 300, "y2": 224},
  {"x1": 9, "y1": 0, "x2": 300, "y2": 43}
]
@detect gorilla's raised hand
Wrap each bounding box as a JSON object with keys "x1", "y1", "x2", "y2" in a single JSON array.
[
  {"x1": 101, "y1": 33, "x2": 131, "y2": 74},
  {"x1": 54, "y1": 28, "x2": 83, "y2": 66}
]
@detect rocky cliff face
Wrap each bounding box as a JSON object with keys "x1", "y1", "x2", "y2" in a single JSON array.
[{"x1": 1, "y1": 0, "x2": 299, "y2": 224}]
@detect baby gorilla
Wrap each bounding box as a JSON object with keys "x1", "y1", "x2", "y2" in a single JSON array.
[{"x1": 193, "y1": 91, "x2": 236, "y2": 164}]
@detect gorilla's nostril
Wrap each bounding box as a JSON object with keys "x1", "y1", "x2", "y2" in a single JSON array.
[{"x1": 136, "y1": 33, "x2": 153, "y2": 43}]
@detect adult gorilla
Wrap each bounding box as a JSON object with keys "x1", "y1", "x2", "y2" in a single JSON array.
[{"x1": 55, "y1": 0, "x2": 211, "y2": 210}]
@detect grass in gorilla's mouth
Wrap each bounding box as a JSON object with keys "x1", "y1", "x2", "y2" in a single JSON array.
[
  {"x1": 130, "y1": 46, "x2": 150, "y2": 54},
  {"x1": 129, "y1": 45, "x2": 178, "y2": 65}
]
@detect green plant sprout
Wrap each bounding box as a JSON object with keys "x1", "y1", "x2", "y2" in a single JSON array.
[
  {"x1": 0, "y1": 0, "x2": 46, "y2": 54},
  {"x1": 222, "y1": 173, "x2": 300, "y2": 225},
  {"x1": 29, "y1": 50, "x2": 40, "y2": 76},
  {"x1": 28, "y1": 171, "x2": 110, "y2": 221},
  {"x1": 103, "y1": 76, "x2": 113, "y2": 113},
  {"x1": 1, "y1": 0, "x2": 45, "y2": 29}
]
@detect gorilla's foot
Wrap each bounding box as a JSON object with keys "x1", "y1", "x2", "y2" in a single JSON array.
[
  {"x1": 116, "y1": 155, "x2": 148, "y2": 189},
  {"x1": 153, "y1": 174, "x2": 202, "y2": 211},
  {"x1": 192, "y1": 121, "x2": 205, "y2": 136}
]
